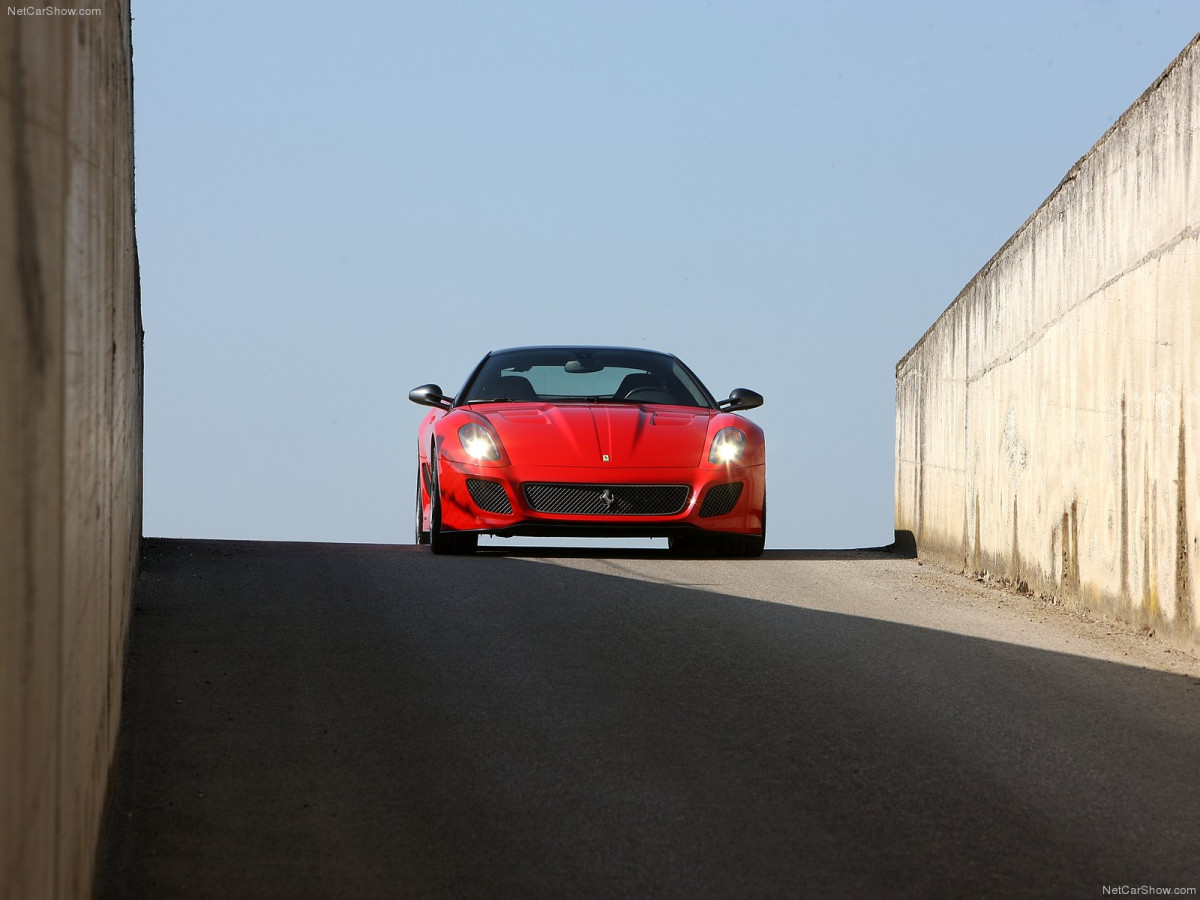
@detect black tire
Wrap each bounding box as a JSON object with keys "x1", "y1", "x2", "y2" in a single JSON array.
[
  {"x1": 729, "y1": 492, "x2": 766, "y2": 558},
  {"x1": 719, "y1": 532, "x2": 765, "y2": 558},
  {"x1": 428, "y1": 453, "x2": 478, "y2": 555},
  {"x1": 668, "y1": 532, "x2": 714, "y2": 557},
  {"x1": 415, "y1": 464, "x2": 430, "y2": 545},
  {"x1": 672, "y1": 494, "x2": 765, "y2": 559},
  {"x1": 667, "y1": 533, "x2": 697, "y2": 556}
]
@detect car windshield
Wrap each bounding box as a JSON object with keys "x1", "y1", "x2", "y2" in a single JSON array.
[{"x1": 459, "y1": 348, "x2": 714, "y2": 409}]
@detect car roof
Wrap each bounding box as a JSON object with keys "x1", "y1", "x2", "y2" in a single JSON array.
[{"x1": 486, "y1": 345, "x2": 679, "y2": 357}]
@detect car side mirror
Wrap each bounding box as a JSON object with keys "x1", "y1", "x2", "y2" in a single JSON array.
[
  {"x1": 408, "y1": 384, "x2": 453, "y2": 409},
  {"x1": 719, "y1": 388, "x2": 763, "y2": 412}
]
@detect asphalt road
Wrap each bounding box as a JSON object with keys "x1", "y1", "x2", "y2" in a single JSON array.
[{"x1": 97, "y1": 539, "x2": 1200, "y2": 899}]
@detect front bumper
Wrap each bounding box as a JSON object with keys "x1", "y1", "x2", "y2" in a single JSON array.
[{"x1": 435, "y1": 459, "x2": 765, "y2": 537}]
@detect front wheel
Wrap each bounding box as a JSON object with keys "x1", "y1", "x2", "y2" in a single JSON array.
[
  {"x1": 428, "y1": 454, "x2": 477, "y2": 556},
  {"x1": 668, "y1": 495, "x2": 765, "y2": 559},
  {"x1": 720, "y1": 532, "x2": 764, "y2": 558},
  {"x1": 667, "y1": 533, "x2": 701, "y2": 557},
  {"x1": 732, "y1": 493, "x2": 766, "y2": 558},
  {"x1": 415, "y1": 464, "x2": 430, "y2": 545},
  {"x1": 669, "y1": 532, "x2": 763, "y2": 559}
]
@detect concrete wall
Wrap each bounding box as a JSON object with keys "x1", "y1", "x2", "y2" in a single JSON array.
[
  {"x1": 896, "y1": 35, "x2": 1200, "y2": 646},
  {"x1": 1, "y1": 3, "x2": 141, "y2": 899}
]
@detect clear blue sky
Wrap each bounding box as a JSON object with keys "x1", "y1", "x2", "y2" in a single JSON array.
[{"x1": 133, "y1": 0, "x2": 1198, "y2": 549}]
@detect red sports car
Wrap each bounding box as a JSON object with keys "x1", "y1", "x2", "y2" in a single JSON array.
[{"x1": 409, "y1": 346, "x2": 766, "y2": 556}]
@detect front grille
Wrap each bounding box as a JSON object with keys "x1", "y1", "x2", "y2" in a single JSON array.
[
  {"x1": 466, "y1": 479, "x2": 512, "y2": 514},
  {"x1": 700, "y1": 482, "x2": 743, "y2": 517},
  {"x1": 523, "y1": 483, "x2": 689, "y2": 516}
]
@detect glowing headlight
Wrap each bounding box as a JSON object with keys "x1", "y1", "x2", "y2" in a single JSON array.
[
  {"x1": 458, "y1": 423, "x2": 501, "y2": 461},
  {"x1": 709, "y1": 427, "x2": 746, "y2": 464}
]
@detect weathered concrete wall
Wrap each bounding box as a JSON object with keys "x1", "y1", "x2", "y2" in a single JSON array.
[
  {"x1": 1, "y1": 3, "x2": 141, "y2": 899},
  {"x1": 896, "y1": 35, "x2": 1200, "y2": 646}
]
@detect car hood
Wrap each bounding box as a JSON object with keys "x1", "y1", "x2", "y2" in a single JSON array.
[{"x1": 479, "y1": 403, "x2": 714, "y2": 468}]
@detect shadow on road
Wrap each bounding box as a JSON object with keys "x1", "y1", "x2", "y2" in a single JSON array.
[
  {"x1": 475, "y1": 545, "x2": 899, "y2": 561},
  {"x1": 97, "y1": 539, "x2": 1200, "y2": 899}
]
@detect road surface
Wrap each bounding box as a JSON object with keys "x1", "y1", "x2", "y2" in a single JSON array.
[{"x1": 97, "y1": 539, "x2": 1200, "y2": 898}]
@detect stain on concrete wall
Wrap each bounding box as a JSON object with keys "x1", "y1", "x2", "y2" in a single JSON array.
[
  {"x1": 896, "y1": 34, "x2": 1199, "y2": 648},
  {"x1": 0, "y1": 4, "x2": 141, "y2": 899}
]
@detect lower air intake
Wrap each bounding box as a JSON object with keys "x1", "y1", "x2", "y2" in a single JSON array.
[
  {"x1": 466, "y1": 479, "x2": 512, "y2": 514},
  {"x1": 699, "y1": 482, "x2": 743, "y2": 517},
  {"x1": 523, "y1": 483, "x2": 689, "y2": 516}
]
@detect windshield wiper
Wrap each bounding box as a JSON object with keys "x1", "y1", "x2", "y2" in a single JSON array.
[
  {"x1": 464, "y1": 397, "x2": 519, "y2": 404},
  {"x1": 554, "y1": 396, "x2": 639, "y2": 404}
]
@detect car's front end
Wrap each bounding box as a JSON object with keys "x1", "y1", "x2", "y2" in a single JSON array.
[{"x1": 430, "y1": 409, "x2": 765, "y2": 543}]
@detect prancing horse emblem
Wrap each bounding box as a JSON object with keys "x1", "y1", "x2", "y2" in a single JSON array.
[{"x1": 599, "y1": 488, "x2": 616, "y2": 511}]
